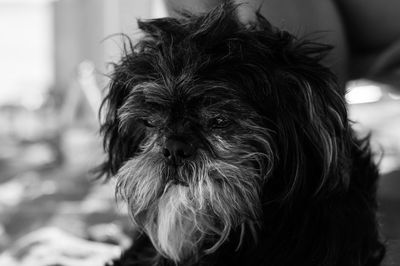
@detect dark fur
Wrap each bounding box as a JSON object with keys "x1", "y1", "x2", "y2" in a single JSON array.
[{"x1": 99, "y1": 4, "x2": 385, "y2": 266}]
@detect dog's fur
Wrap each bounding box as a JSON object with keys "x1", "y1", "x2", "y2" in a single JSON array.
[{"x1": 99, "y1": 4, "x2": 385, "y2": 266}]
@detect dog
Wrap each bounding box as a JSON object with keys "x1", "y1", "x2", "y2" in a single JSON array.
[{"x1": 98, "y1": 3, "x2": 385, "y2": 266}]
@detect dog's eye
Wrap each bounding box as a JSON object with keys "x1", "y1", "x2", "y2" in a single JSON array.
[
  {"x1": 140, "y1": 118, "x2": 157, "y2": 128},
  {"x1": 208, "y1": 115, "x2": 231, "y2": 129}
]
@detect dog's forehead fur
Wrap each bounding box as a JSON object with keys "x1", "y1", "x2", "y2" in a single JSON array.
[
  {"x1": 112, "y1": 5, "x2": 335, "y2": 124},
  {"x1": 119, "y1": 11, "x2": 265, "y2": 116},
  {"x1": 122, "y1": 11, "x2": 258, "y2": 91}
]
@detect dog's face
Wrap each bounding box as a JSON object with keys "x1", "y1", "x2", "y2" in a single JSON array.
[
  {"x1": 115, "y1": 77, "x2": 273, "y2": 261},
  {"x1": 99, "y1": 5, "x2": 348, "y2": 264}
]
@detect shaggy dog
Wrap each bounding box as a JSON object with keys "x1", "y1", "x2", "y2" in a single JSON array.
[{"x1": 99, "y1": 4, "x2": 385, "y2": 266}]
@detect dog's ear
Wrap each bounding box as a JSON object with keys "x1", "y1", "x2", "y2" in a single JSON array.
[
  {"x1": 96, "y1": 38, "x2": 155, "y2": 179},
  {"x1": 269, "y1": 38, "x2": 351, "y2": 199},
  {"x1": 95, "y1": 74, "x2": 143, "y2": 180}
]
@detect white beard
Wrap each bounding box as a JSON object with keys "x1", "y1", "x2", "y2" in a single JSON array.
[{"x1": 115, "y1": 135, "x2": 272, "y2": 262}]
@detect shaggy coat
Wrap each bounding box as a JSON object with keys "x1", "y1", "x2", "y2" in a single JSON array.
[{"x1": 99, "y1": 4, "x2": 385, "y2": 266}]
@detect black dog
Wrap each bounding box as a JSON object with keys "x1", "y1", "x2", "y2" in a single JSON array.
[{"x1": 99, "y1": 4, "x2": 385, "y2": 266}]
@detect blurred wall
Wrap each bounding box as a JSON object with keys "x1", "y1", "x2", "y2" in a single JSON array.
[
  {"x1": 53, "y1": 0, "x2": 153, "y2": 94},
  {"x1": 0, "y1": 1, "x2": 53, "y2": 107}
]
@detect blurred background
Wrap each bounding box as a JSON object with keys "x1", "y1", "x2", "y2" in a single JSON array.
[{"x1": 0, "y1": 0, "x2": 398, "y2": 265}]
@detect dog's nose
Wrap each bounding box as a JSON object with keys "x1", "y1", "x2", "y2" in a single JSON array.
[{"x1": 163, "y1": 138, "x2": 195, "y2": 165}]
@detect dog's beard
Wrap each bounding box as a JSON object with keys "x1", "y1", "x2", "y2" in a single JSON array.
[{"x1": 115, "y1": 135, "x2": 272, "y2": 263}]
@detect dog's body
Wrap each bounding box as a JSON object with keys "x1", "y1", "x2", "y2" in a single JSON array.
[{"x1": 99, "y1": 4, "x2": 385, "y2": 266}]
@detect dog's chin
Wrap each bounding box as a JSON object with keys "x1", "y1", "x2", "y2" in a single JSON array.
[{"x1": 115, "y1": 150, "x2": 264, "y2": 262}]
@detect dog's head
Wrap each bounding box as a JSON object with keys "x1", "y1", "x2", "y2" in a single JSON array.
[{"x1": 99, "y1": 4, "x2": 349, "y2": 263}]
